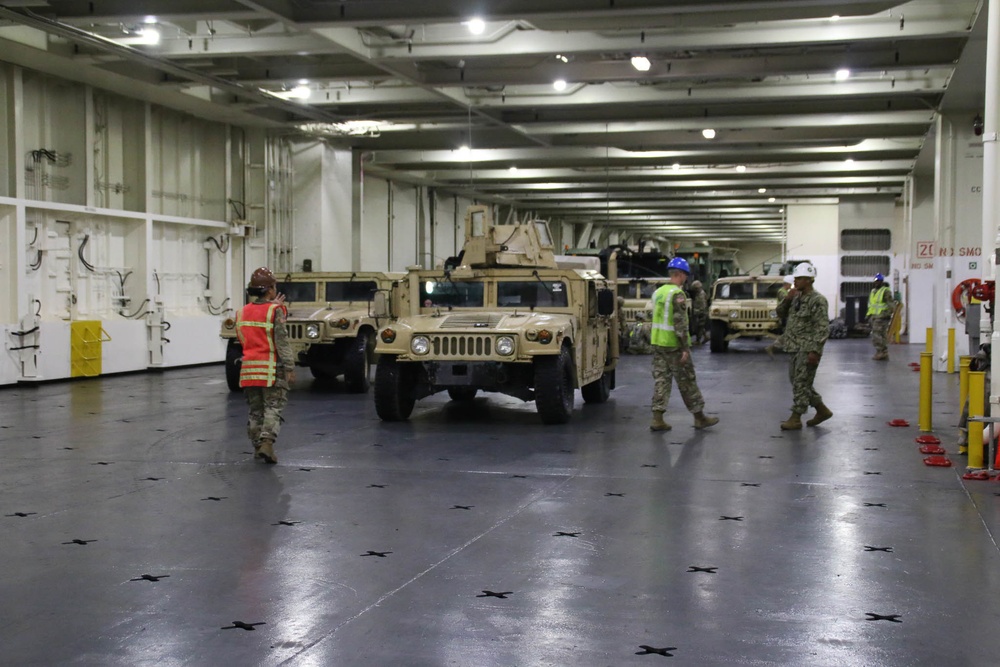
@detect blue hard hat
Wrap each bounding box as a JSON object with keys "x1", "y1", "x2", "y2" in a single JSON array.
[
  {"x1": 874, "y1": 273, "x2": 885, "y2": 281},
  {"x1": 666, "y1": 257, "x2": 691, "y2": 274}
]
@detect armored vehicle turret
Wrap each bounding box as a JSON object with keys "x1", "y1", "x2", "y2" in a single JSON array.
[{"x1": 372, "y1": 205, "x2": 619, "y2": 424}]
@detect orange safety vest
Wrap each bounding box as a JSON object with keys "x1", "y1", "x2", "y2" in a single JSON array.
[{"x1": 235, "y1": 301, "x2": 285, "y2": 387}]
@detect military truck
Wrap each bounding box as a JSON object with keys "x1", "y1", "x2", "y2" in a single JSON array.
[
  {"x1": 708, "y1": 274, "x2": 787, "y2": 352},
  {"x1": 220, "y1": 271, "x2": 402, "y2": 392},
  {"x1": 371, "y1": 205, "x2": 619, "y2": 424}
]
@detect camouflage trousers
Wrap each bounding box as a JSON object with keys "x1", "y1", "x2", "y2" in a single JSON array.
[
  {"x1": 245, "y1": 385, "x2": 288, "y2": 445},
  {"x1": 651, "y1": 346, "x2": 705, "y2": 414},
  {"x1": 870, "y1": 316, "x2": 890, "y2": 354},
  {"x1": 788, "y1": 351, "x2": 822, "y2": 415},
  {"x1": 691, "y1": 314, "x2": 707, "y2": 341}
]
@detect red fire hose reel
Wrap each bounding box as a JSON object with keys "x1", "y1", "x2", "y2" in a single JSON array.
[{"x1": 951, "y1": 279, "x2": 995, "y2": 322}]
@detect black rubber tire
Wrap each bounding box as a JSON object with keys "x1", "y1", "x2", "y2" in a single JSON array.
[
  {"x1": 374, "y1": 355, "x2": 415, "y2": 421},
  {"x1": 447, "y1": 387, "x2": 478, "y2": 401},
  {"x1": 581, "y1": 371, "x2": 612, "y2": 404},
  {"x1": 710, "y1": 321, "x2": 729, "y2": 353},
  {"x1": 310, "y1": 366, "x2": 333, "y2": 381},
  {"x1": 534, "y1": 346, "x2": 575, "y2": 424},
  {"x1": 344, "y1": 332, "x2": 372, "y2": 393},
  {"x1": 225, "y1": 340, "x2": 242, "y2": 392}
]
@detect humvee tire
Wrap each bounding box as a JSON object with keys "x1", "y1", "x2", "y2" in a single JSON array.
[
  {"x1": 581, "y1": 371, "x2": 612, "y2": 404},
  {"x1": 710, "y1": 321, "x2": 729, "y2": 353},
  {"x1": 374, "y1": 355, "x2": 415, "y2": 421},
  {"x1": 344, "y1": 332, "x2": 372, "y2": 393},
  {"x1": 225, "y1": 340, "x2": 242, "y2": 392},
  {"x1": 534, "y1": 346, "x2": 574, "y2": 424},
  {"x1": 447, "y1": 387, "x2": 478, "y2": 401}
]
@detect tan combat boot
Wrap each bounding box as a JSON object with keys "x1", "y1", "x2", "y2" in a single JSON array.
[
  {"x1": 256, "y1": 438, "x2": 278, "y2": 464},
  {"x1": 780, "y1": 412, "x2": 803, "y2": 430},
  {"x1": 693, "y1": 412, "x2": 719, "y2": 429},
  {"x1": 806, "y1": 402, "x2": 833, "y2": 427},
  {"x1": 872, "y1": 351, "x2": 888, "y2": 361},
  {"x1": 650, "y1": 410, "x2": 672, "y2": 432}
]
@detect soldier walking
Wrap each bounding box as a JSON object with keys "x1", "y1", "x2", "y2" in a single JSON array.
[
  {"x1": 235, "y1": 267, "x2": 296, "y2": 463},
  {"x1": 689, "y1": 280, "x2": 709, "y2": 344},
  {"x1": 649, "y1": 257, "x2": 720, "y2": 432},
  {"x1": 867, "y1": 273, "x2": 895, "y2": 360},
  {"x1": 775, "y1": 263, "x2": 832, "y2": 430}
]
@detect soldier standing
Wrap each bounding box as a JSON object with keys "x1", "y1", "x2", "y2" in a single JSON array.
[
  {"x1": 689, "y1": 280, "x2": 709, "y2": 344},
  {"x1": 235, "y1": 267, "x2": 296, "y2": 463},
  {"x1": 775, "y1": 263, "x2": 832, "y2": 430},
  {"x1": 867, "y1": 273, "x2": 895, "y2": 360},
  {"x1": 649, "y1": 257, "x2": 720, "y2": 432},
  {"x1": 766, "y1": 275, "x2": 794, "y2": 357}
]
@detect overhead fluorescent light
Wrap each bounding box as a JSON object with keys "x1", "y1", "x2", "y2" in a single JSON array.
[
  {"x1": 736, "y1": 165, "x2": 746, "y2": 172},
  {"x1": 630, "y1": 56, "x2": 651, "y2": 72},
  {"x1": 466, "y1": 18, "x2": 486, "y2": 35},
  {"x1": 835, "y1": 68, "x2": 850, "y2": 81},
  {"x1": 702, "y1": 128, "x2": 716, "y2": 139},
  {"x1": 758, "y1": 188, "x2": 767, "y2": 193},
  {"x1": 553, "y1": 79, "x2": 567, "y2": 91}
]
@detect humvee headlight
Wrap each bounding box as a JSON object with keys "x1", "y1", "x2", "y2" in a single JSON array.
[
  {"x1": 729, "y1": 310, "x2": 740, "y2": 320},
  {"x1": 305, "y1": 323, "x2": 321, "y2": 339},
  {"x1": 223, "y1": 318, "x2": 236, "y2": 330},
  {"x1": 411, "y1": 335, "x2": 430, "y2": 355},
  {"x1": 769, "y1": 309, "x2": 778, "y2": 319},
  {"x1": 380, "y1": 328, "x2": 397, "y2": 343},
  {"x1": 496, "y1": 336, "x2": 515, "y2": 356},
  {"x1": 335, "y1": 317, "x2": 350, "y2": 330},
  {"x1": 537, "y1": 329, "x2": 553, "y2": 344}
]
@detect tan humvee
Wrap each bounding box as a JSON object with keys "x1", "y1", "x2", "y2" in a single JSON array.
[
  {"x1": 220, "y1": 271, "x2": 402, "y2": 392},
  {"x1": 617, "y1": 277, "x2": 671, "y2": 354},
  {"x1": 372, "y1": 205, "x2": 619, "y2": 424},
  {"x1": 708, "y1": 275, "x2": 787, "y2": 352}
]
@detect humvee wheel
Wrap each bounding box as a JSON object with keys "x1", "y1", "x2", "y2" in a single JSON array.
[
  {"x1": 447, "y1": 387, "x2": 478, "y2": 401},
  {"x1": 345, "y1": 332, "x2": 372, "y2": 393},
  {"x1": 710, "y1": 321, "x2": 729, "y2": 353},
  {"x1": 374, "y1": 355, "x2": 415, "y2": 421},
  {"x1": 534, "y1": 346, "x2": 574, "y2": 424},
  {"x1": 225, "y1": 340, "x2": 242, "y2": 392},
  {"x1": 581, "y1": 371, "x2": 612, "y2": 404}
]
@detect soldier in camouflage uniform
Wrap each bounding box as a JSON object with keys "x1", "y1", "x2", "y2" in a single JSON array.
[
  {"x1": 627, "y1": 313, "x2": 654, "y2": 355},
  {"x1": 867, "y1": 273, "x2": 895, "y2": 360},
  {"x1": 775, "y1": 263, "x2": 832, "y2": 430},
  {"x1": 690, "y1": 280, "x2": 709, "y2": 344},
  {"x1": 648, "y1": 257, "x2": 719, "y2": 432},
  {"x1": 765, "y1": 275, "x2": 794, "y2": 357},
  {"x1": 235, "y1": 267, "x2": 296, "y2": 463}
]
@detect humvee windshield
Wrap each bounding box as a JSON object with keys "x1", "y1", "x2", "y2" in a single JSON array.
[
  {"x1": 325, "y1": 280, "x2": 378, "y2": 302},
  {"x1": 277, "y1": 282, "x2": 317, "y2": 302},
  {"x1": 421, "y1": 280, "x2": 485, "y2": 308},
  {"x1": 497, "y1": 280, "x2": 568, "y2": 308},
  {"x1": 759, "y1": 282, "x2": 786, "y2": 299},
  {"x1": 714, "y1": 282, "x2": 755, "y2": 299}
]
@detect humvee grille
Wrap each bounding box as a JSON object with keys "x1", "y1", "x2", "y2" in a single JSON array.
[
  {"x1": 622, "y1": 307, "x2": 648, "y2": 321},
  {"x1": 431, "y1": 335, "x2": 494, "y2": 357},
  {"x1": 287, "y1": 323, "x2": 304, "y2": 339},
  {"x1": 743, "y1": 309, "x2": 773, "y2": 321}
]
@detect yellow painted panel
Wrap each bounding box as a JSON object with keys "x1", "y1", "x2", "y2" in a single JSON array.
[{"x1": 70, "y1": 321, "x2": 104, "y2": 377}]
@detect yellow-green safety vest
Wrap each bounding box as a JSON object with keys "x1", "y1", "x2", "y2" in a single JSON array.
[
  {"x1": 867, "y1": 285, "x2": 891, "y2": 317},
  {"x1": 650, "y1": 283, "x2": 682, "y2": 348}
]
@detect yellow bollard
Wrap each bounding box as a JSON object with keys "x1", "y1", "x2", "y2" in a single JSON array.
[
  {"x1": 959, "y1": 357, "x2": 973, "y2": 454},
  {"x1": 918, "y1": 352, "x2": 933, "y2": 432},
  {"x1": 947, "y1": 328, "x2": 955, "y2": 374},
  {"x1": 925, "y1": 327, "x2": 933, "y2": 354},
  {"x1": 968, "y1": 371, "x2": 986, "y2": 468}
]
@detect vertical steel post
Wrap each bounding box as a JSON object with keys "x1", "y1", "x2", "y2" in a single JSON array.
[
  {"x1": 925, "y1": 327, "x2": 933, "y2": 354},
  {"x1": 969, "y1": 371, "x2": 986, "y2": 469},
  {"x1": 960, "y1": 356, "x2": 973, "y2": 454},
  {"x1": 947, "y1": 328, "x2": 955, "y2": 373},
  {"x1": 919, "y1": 352, "x2": 933, "y2": 432}
]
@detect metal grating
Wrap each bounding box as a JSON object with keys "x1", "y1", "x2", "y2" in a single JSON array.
[
  {"x1": 841, "y1": 229, "x2": 891, "y2": 251},
  {"x1": 741, "y1": 308, "x2": 773, "y2": 321},
  {"x1": 431, "y1": 335, "x2": 494, "y2": 357},
  {"x1": 840, "y1": 281, "x2": 873, "y2": 300},
  {"x1": 286, "y1": 323, "x2": 304, "y2": 340},
  {"x1": 840, "y1": 255, "x2": 890, "y2": 277}
]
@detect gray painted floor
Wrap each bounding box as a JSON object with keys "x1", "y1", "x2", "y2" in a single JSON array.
[{"x1": 2, "y1": 338, "x2": 998, "y2": 666}]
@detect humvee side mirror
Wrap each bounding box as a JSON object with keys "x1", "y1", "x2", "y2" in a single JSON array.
[
  {"x1": 371, "y1": 290, "x2": 391, "y2": 319},
  {"x1": 597, "y1": 288, "x2": 616, "y2": 316}
]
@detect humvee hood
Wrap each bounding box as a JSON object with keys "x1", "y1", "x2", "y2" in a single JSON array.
[
  {"x1": 410, "y1": 311, "x2": 570, "y2": 332},
  {"x1": 287, "y1": 304, "x2": 369, "y2": 321}
]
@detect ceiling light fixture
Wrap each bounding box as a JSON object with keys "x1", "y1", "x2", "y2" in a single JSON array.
[
  {"x1": 835, "y1": 68, "x2": 850, "y2": 81},
  {"x1": 466, "y1": 18, "x2": 486, "y2": 35},
  {"x1": 672, "y1": 163, "x2": 681, "y2": 170},
  {"x1": 555, "y1": 54, "x2": 569, "y2": 63},
  {"x1": 553, "y1": 79, "x2": 567, "y2": 91},
  {"x1": 290, "y1": 84, "x2": 312, "y2": 100},
  {"x1": 758, "y1": 187, "x2": 767, "y2": 193},
  {"x1": 736, "y1": 165, "x2": 746, "y2": 172},
  {"x1": 845, "y1": 158, "x2": 855, "y2": 164},
  {"x1": 768, "y1": 197, "x2": 776, "y2": 202},
  {"x1": 702, "y1": 128, "x2": 716, "y2": 139},
  {"x1": 509, "y1": 166, "x2": 518, "y2": 172},
  {"x1": 630, "y1": 56, "x2": 651, "y2": 72}
]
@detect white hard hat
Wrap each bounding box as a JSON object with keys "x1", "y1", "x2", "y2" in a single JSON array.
[
  {"x1": 792, "y1": 263, "x2": 817, "y2": 279},
  {"x1": 783, "y1": 274, "x2": 794, "y2": 284}
]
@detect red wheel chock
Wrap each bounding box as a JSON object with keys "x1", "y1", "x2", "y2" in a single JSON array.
[
  {"x1": 962, "y1": 470, "x2": 993, "y2": 481},
  {"x1": 888, "y1": 419, "x2": 910, "y2": 427},
  {"x1": 915, "y1": 435, "x2": 941, "y2": 445},
  {"x1": 919, "y1": 445, "x2": 946, "y2": 455},
  {"x1": 923, "y1": 455, "x2": 952, "y2": 467}
]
